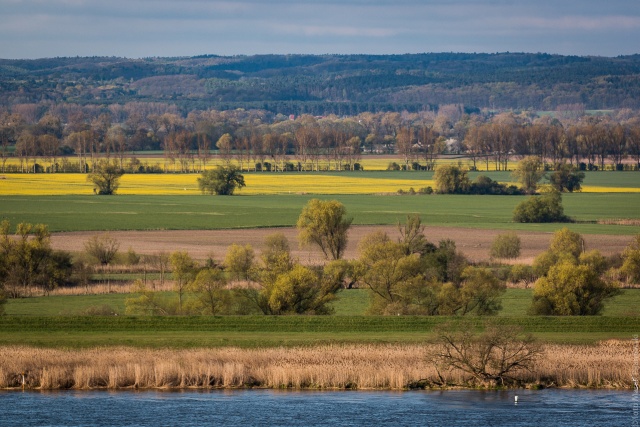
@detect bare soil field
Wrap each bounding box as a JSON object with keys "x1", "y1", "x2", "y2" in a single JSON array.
[{"x1": 50, "y1": 226, "x2": 636, "y2": 265}]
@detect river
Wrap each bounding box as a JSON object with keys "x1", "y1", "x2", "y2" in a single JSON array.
[{"x1": 0, "y1": 389, "x2": 635, "y2": 426}]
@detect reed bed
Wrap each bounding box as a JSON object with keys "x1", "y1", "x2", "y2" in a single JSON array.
[{"x1": 0, "y1": 341, "x2": 634, "y2": 390}]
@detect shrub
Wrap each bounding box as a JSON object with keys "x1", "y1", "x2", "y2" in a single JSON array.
[
  {"x1": 513, "y1": 191, "x2": 571, "y2": 223},
  {"x1": 387, "y1": 162, "x2": 401, "y2": 171},
  {"x1": 490, "y1": 232, "x2": 521, "y2": 259}
]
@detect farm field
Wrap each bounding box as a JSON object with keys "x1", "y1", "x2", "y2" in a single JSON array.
[
  {"x1": 1, "y1": 170, "x2": 640, "y2": 196},
  {"x1": 2, "y1": 193, "x2": 640, "y2": 234}
]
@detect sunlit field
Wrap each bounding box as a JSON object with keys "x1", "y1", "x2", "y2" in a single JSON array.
[
  {"x1": 0, "y1": 173, "x2": 437, "y2": 195},
  {"x1": 2, "y1": 170, "x2": 640, "y2": 196}
]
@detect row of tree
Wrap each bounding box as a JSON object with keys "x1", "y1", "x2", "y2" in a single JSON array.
[
  {"x1": 2, "y1": 201, "x2": 639, "y2": 316},
  {"x1": 2, "y1": 105, "x2": 640, "y2": 174}
]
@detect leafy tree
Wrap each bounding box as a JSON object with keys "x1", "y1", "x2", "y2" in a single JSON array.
[
  {"x1": 197, "y1": 165, "x2": 246, "y2": 195},
  {"x1": 224, "y1": 244, "x2": 255, "y2": 282},
  {"x1": 457, "y1": 267, "x2": 506, "y2": 315},
  {"x1": 84, "y1": 233, "x2": 120, "y2": 293},
  {"x1": 508, "y1": 264, "x2": 536, "y2": 288},
  {"x1": 189, "y1": 267, "x2": 230, "y2": 315},
  {"x1": 125, "y1": 280, "x2": 177, "y2": 315},
  {"x1": 87, "y1": 160, "x2": 124, "y2": 195},
  {"x1": 431, "y1": 322, "x2": 542, "y2": 386},
  {"x1": 169, "y1": 251, "x2": 197, "y2": 313},
  {"x1": 397, "y1": 214, "x2": 436, "y2": 256},
  {"x1": 0, "y1": 221, "x2": 73, "y2": 297},
  {"x1": 267, "y1": 264, "x2": 339, "y2": 315},
  {"x1": 512, "y1": 156, "x2": 545, "y2": 194},
  {"x1": 532, "y1": 227, "x2": 584, "y2": 277},
  {"x1": 433, "y1": 164, "x2": 470, "y2": 194},
  {"x1": 297, "y1": 199, "x2": 352, "y2": 260},
  {"x1": 490, "y1": 232, "x2": 521, "y2": 259},
  {"x1": 355, "y1": 233, "x2": 423, "y2": 314},
  {"x1": 620, "y1": 235, "x2": 640, "y2": 285},
  {"x1": 549, "y1": 227, "x2": 584, "y2": 259},
  {"x1": 530, "y1": 261, "x2": 619, "y2": 315},
  {"x1": 549, "y1": 164, "x2": 585, "y2": 192},
  {"x1": 513, "y1": 191, "x2": 571, "y2": 223}
]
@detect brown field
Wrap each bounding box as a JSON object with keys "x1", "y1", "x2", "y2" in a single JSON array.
[
  {"x1": 0, "y1": 340, "x2": 632, "y2": 390},
  {"x1": 51, "y1": 226, "x2": 635, "y2": 265}
]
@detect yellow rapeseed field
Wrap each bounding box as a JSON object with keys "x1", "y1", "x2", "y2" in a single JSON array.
[
  {"x1": 0, "y1": 173, "x2": 436, "y2": 195},
  {"x1": 2, "y1": 172, "x2": 640, "y2": 196}
]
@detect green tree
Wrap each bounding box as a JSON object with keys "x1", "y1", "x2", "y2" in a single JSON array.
[
  {"x1": 197, "y1": 165, "x2": 246, "y2": 195},
  {"x1": 549, "y1": 164, "x2": 585, "y2": 193},
  {"x1": 0, "y1": 221, "x2": 73, "y2": 297},
  {"x1": 169, "y1": 251, "x2": 197, "y2": 314},
  {"x1": 620, "y1": 235, "x2": 640, "y2": 285},
  {"x1": 87, "y1": 160, "x2": 124, "y2": 195},
  {"x1": 531, "y1": 261, "x2": 619, "y2": 315},
  {"x1": 189, "y1": 267, "x2": 230, "y2": 315},
  {"x1": 224, "y1": 244, "x2": 255, "y2": 281},
  {"x1": 433, "y1": 164, "x2": 470, "y2": 194},
  {"x1": 297, "y1": 199, "x2": 352, "y2": 260},
  {"x1": 457, "y1": 266, "x2": 506, "y2": 315},
  {"x1": 355, "y1": 233, "x2": 423, "y2": 314},
  {"x1": 125, "y1": 280, "x2": 176, "y2": 315},
  {"x1": 513, "y1": 191, "x2": 570, "y2": 223},
  {"x1": 267, "y1": 264, "x2": 340, "y2": 315},
  {"x1": 549, "y1": 227, "x2": 584, "y2": 259},
  {"x1": 490, "y1": 232, "x2": 521, "y2": 259},
  {"x1": 84, "y1": 233, "x2": 120, "y2": 292},
  {"x1": 397, "y1": 214, "x2": 436, "y2": 256},
  {"x1": 512, "y1": 156, "x2": 545, "y2": 194}
]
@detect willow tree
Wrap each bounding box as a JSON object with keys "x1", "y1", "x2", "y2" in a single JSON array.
[{"x1": 296, "y1": 199, "x2": 352, "y2": 260}]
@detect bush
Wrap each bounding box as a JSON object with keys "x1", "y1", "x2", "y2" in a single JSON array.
[
  {"x1": 468, "y1": 176, "x2": 523, "y2": 195},
  {"x1": 434, "y1": 164, "x2": 470, "y2": 194},
  {"x1": 387, "y1": 162, "x2": 401, "y2": 171},
  {"x1": 549, "y1": 164, "x2": 585, "y2": 193},
  {"x1": 490, "y1": 232, "x2": 521, "y2": 259},
  {"x1": 513, "y1": 191, "x2": 571, "y2": 223}
]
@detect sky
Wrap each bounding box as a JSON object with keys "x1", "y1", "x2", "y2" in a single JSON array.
[{"x1": 1, "y1": 0, "x2": 639, "y2": 59}]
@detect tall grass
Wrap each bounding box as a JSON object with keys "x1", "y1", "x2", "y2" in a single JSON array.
[{"x1": 0, "y1": 341, "x2": 632, "y2": 390}]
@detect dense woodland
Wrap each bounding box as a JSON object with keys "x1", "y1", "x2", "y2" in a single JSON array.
[{"x1": 2, "y1": 53, "x2": 640, "y2": 173}]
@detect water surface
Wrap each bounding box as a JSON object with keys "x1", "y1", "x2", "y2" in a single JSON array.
[{"x1": 0, "y1": 389, "x2": 634, "y2": 426}]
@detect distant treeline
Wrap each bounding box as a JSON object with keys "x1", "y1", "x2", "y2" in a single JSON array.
[
  {"x1": 2, "y1": 53, "x2": 640, "y2": 113},
  {"x1": 1, "y1": 102, "x2": 640, "y2": 174}
]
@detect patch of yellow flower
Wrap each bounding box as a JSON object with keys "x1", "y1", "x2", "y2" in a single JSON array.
[
  {"x1": 0, "y1": 173, "x2": 435, "y2": 195},
  {"x1": 2, "y1": 172, "x2": 639, "y2": 196}
]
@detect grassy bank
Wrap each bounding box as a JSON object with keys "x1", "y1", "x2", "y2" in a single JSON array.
[
  {"x1": 0, "y1": 315, "x2": 638, "y2": 348},
  {"x1": 0, "y1": 341, "x2": 632, "y2": 390},
  {"x1": 6, "y1": 288, "x2": 640, "y2": 317}
]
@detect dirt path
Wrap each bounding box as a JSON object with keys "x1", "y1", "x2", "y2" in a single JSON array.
[{"x1": 50, "y1": 226, "x2": 635, "y2": 265}]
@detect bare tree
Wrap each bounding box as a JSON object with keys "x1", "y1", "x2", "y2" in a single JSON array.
[{"x1": 430, "y1": 322, "x2": 542, "y2": 387}]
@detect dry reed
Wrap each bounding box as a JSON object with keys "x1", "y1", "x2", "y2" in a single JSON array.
[{"x1": 0, "y1": 341, "x2": 635, "y2": 391}]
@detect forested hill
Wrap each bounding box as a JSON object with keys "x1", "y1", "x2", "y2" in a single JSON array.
[{"x1": 2, "y1": 53, "x2": 640, "y2": 115}]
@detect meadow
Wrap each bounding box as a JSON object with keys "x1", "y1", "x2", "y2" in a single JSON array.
[
  {"x1": 2, "y1": 289, "x2": 640, "y2": 348},
  {"x1": 2, "y1": 192, "x2": 640, "y2": 234}
]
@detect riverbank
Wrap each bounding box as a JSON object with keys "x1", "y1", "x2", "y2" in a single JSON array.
[{"x1": 0, "y1": 341, "x2": 633, "y2": 390}]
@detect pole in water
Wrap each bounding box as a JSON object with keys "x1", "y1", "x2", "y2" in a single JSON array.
[
  {"x1": 514, "y1": 395, "x2": 518, "y2": 404},
  {"x1": 21, "y1": 372, "x2": 25, "y2": 390}
]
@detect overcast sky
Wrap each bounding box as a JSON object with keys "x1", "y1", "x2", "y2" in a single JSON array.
[{"x1": 1, "y1": 0, "x2": 639, "y2": 59}]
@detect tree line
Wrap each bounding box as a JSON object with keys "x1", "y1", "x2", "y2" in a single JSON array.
[{"x1": 2, "y1": 105, "x2": 640, "y2": 175}]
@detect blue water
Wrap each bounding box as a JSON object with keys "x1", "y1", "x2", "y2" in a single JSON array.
[{"x1": 0, "y1": 389, "x2": 635, "y2": 427}]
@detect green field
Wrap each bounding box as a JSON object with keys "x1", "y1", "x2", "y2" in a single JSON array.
[
  {"x1": 2, "y1": 192, "x2": 640, "y2": 234},
  {"x1": 2, "y1": 289, "x2": 640, "y2": 348},
  {"x1": 0, "y1": 313, "x2": 637, "y2": 348}
]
